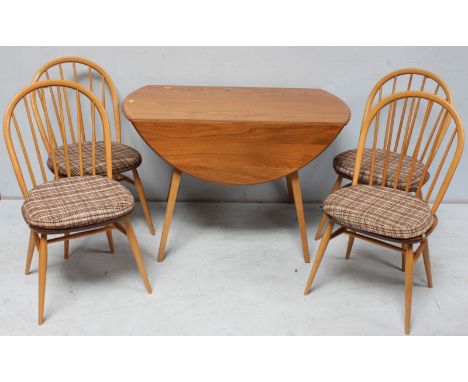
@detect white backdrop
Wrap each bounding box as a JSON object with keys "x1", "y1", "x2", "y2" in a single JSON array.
[{"x1": 1, "y1": 46, "x2": 467, "y2": 202}]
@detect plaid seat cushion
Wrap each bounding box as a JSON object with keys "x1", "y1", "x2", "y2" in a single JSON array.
[
  {"x1": 22, "y1": 176, "x2": 135, "y2": 231},
  {"x1": 333, "y1": 148, "x2": 429, "y2": 191},
  {"x1": 323, "y1": 185, "x2": 434, "y2": 239},
  {"x1": 47, "y1": 141, "x2": 142, "y2": 176}
]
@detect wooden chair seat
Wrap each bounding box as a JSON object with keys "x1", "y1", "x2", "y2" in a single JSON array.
[
  {"x1": 47, "y1": 141, "x2": 142, "y2": 176},
  {"x1": 22, "y1": 176, "x2": 135, "y2": 232},
  {"x1": 333, "y1": 148, "x2": 429, "y2": 192},
  {"x1": 323, "y1": 184, "x2": 434, "y2": 239}
]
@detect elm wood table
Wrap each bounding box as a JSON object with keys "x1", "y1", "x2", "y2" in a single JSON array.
[{"x1": 123, "y1": 85, "x2": 350, "y2": 263}]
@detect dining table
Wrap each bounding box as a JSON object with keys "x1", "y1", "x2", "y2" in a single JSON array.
[{"x1": 123, "y1": 85, "x2": 350, "y2": 263}]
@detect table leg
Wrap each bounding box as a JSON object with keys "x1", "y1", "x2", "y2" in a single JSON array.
[
  {"x1": 285, "y1": 177, "x2": 294, "y2": 203},
  {"x1": 157, "y1": 168, "x2": 182, "y2": 262},
  {"x1": 287, "y1": 171, "x2": 311, "y2": 263}
]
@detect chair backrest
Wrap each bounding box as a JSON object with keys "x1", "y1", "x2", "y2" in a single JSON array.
[
  {"x1": 3, "y1": 80, "x2": 112, "y2": 197},
  {"x1": 353, "y1": 91, "x2": 464, "y2": 214},
  {"x1": 362, "y1": 69, "x2": 452, "y2": 129},
  {"x1": 32, "y1": 56, "x2": 121, "y2": 143}
]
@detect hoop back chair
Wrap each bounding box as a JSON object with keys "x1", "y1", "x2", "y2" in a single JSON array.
[
  {"x1": 304, "y1": 91, "x2": 464, "y2": 334},
  {"x1": 315, "y1": 69, "x2": 453, "y2": 240},
  {"x1": 3, "y1": 80, "x2": 152, "y2": 325},
  {"x1": 32, "y1": 57, "x2": 155, "y2": 235}
]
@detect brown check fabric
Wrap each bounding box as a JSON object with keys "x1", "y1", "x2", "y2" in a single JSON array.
[
  {"x1": 22, "y1": 176, "x2": 135, "y2": 231},
  {"x1": 333, "y1": 148, "x2": 429, "y2": 192},
  {"x1": 47, "y1": 141, "x2": 142, "y2": 176},
  {"x1": 323, "y1": 185, "x2": 434, "y2": 239}
]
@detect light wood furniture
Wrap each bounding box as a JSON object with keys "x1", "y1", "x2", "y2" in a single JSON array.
[
  {"x1": 3, "y1": 80, "x2": 152, "y2": 325},
  {"x1": 32, "y1": 57, "x2": 156, "y2": 236},
  {"x1": 315, "y1": 69, "x2": 453, "y2": 240},
  {"x1": 304, "y1": 91, "x2": 464, "y2": 334},
  {"x1": 123, "y1": 85, "x2": 350, "y2": 262}
]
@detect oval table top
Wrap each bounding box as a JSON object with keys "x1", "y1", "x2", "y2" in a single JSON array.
[{"x1": 123, "y1": 85, "x2": 350, "y2": 185}]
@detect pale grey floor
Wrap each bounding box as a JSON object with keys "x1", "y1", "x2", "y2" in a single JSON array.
[{"x1": 0, "y1": 200, "x2": 467, "y2": 335}]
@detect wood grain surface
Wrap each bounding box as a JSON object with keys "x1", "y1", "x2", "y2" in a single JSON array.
[{"x1": 123, "y1": 85, "x2": 350, "y2": 185}]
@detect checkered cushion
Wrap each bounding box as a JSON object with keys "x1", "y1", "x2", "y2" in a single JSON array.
[
  {"x1": 47, "y1": 141, "x2": 142, "y2": 176},
  {"x1": 333, "y1": 148, "x2": 429, "y2": 192},
  {"x1": 323, "y1": 185, "x2": 434, "y2": 239},
  {"x1": 22, "y1": 176, "x2": 135, "y2": 231}
]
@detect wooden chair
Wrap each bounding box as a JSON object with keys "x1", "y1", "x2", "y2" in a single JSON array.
[
  {"x1": 315, "y1": 69, "x2": 453, "y2": 240},
  {"x1": 32, "y1": 56, "x2": 156, "y2": 236},
  {"x1": 3, "y1": 80, "x2": 152, "y2": 325},
  {"x1": 304, "y1": 91, "x2": 464, "y2": 334}
]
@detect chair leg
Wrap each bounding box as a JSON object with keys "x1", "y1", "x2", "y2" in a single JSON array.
[
  {"x1": 132, "y1": 168, "x2": 156, "y2": 236},
  {"x1": 401, "y1": 252, "x2": 405, "y2": 272},
  {"x1": 106, "y1": 228, "x2": 115, "y2": 253},
  {"x1": 38, "y1": 234, "x2": 48, "y2": 325},
  {"x1": 25, "y1": 230, "x2": 36, "y2": 275},
  {"x1": 422, "y1": 240, "x2": 433, "y2": 288},
  {"x1": 404, "y1": 244, "x2": 415, "y2": 335},
  {"x1": 345, "y1": 235, "x2": 355, "y2": 259},
  {"x1": 314, "y1": 176, "x2": 342, "y2": 240},
  {"x1": 304, "y1": 220, "x2": 334, "y2": 295},
  {"x1": 124, "y1": 217, "x2": 152, "y2": 294},
  {"x1": 64, "y1": 234, "x2": 70, "y2": 259}
]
